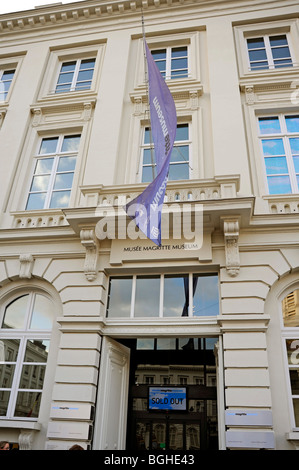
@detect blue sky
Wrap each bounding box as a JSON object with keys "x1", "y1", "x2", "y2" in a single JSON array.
[{"x1": 0, "y1": 1, "x2": 80, "y2": 14}]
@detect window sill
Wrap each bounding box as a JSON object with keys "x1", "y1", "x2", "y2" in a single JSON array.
[{"x1": 0, "y1": 419, "x2": 41, "y2": 431}]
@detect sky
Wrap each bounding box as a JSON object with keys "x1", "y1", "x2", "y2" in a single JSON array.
[{"x1": 0, "y1": 1, "x2": 82, "y2": 15}]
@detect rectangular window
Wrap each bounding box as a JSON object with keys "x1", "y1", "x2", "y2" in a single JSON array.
[
  {"x1": 151, "y1": 46, "x2": 188, "y2": 79},
  {"x1": 258, "y1": 114, "x2": 299, "y2": 194},
  {"x1": 26, "y1": 134, "x2": 81, "y2": 210},
  {"x1": 0, "y1": 69, "x2": 15, "y2": 100},
  {"x1": 106, "y1": 273, "x2": 219, "y2": 318},
  {"x1": 55, "y1": 58, "x2": 95, "y2": 93},
  {"x1": 247, "y1": 34, "x2": 292, "y2": 70},
  {"x1": 141, "y1": 123, "x2": 190, "y2": 182}
]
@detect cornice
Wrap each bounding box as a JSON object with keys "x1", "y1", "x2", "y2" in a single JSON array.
[{"x1": 0, "y1": 0, "x2": 298, "y2": 35}]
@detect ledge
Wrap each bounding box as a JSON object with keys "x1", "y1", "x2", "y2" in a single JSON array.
[{"x1": 0, "y1": 419, "x2": 41, "y2": 431}]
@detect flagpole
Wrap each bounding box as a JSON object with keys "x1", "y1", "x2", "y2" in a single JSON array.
[{"x1": 141, "y1": 7, "x2": 156, "y2": 181}]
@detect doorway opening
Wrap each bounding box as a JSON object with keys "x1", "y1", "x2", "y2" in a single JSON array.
[{"x1": 121, "y1": 337, "x2": 218, "y2": 451}]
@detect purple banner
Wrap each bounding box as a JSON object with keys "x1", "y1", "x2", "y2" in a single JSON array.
[{"x1": 125, "y1": 40, "x2": 177, "y2": 246}]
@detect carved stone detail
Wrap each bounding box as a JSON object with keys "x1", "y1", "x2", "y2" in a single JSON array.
[
  {"x1": 19, "y1": 254, "x2": 34, "y2": 279},
  {"x1": 19, "y1": 430, "x2": 33, "y2": 450},
  {"x1": 223, "y1": 218, "x2": 240, "y2": 277},
  {"x1": 80, "y1": 229, "x2": 99, "y2": 281}
]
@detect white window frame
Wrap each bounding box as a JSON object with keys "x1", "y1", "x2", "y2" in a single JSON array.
[
  {"x1": 139, "y1": 122, "x2": 192, "y2": 183},
  {"x1": 246, "y1": 33, "x2": 293, "y2": 71},
  {"x1": 106, "y1": 273, "x2": 219, "y2": 319},
  {"x1": 54, "y1": 57, "x2": 96, "y2": 94},
  {"x1": 0, "y1": 292, "x2": 53, "y2": 420},
  {"x1": 257, "y1": 113, "x2": 299, "y2": 195},
  {"x1": 0, "y1": 68, "x2": 16, "y2": 101},
  {"x1": 151, "y1": 45, "x2": 189, "y2": 80},
  {"x1": 25, "y1": 133, "x2": 81, "y2": 211}
]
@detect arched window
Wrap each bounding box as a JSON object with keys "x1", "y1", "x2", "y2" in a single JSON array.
[
  {"x1": 0, "y1": 292, "x2": 53, "y2": 419},
  {"x1": 281, "y1": 288, "x2": 299, "y2": 428}
]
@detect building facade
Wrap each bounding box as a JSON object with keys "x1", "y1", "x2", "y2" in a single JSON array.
[{"x1": 0, "y1": 0, "x2": 299, "y2": 451}]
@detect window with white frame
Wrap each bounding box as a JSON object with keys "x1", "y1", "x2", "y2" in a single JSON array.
[
  {"x1": 0, "y1": 292, "x2": 53, "y2": 419},
  {"x1": 141, "y1": 123, "x2": 191, "y2": 183},
  {"x1": 0, "y1": 69, "x2": 15, "y2": 101},
  {"x1": 151, "y1": 46, "x2": 189, "y2": 80},
  {"x1": 246, "y1": 34, "x2": 293, "y2": 71},
  {"x1": 282, "y1": 289, "x2": 299, "y2": 428},
  {"x1": 54, "y1": 58, "x2": 96, "y2": 93},
  {"x1": 26, "y1": 133, "x2": 81, "y2": 210},
  {"x1": 258, "y1": 114, "x2": 299, "y2": 194},
  {"x1": 106, "y1": 273, "x2": 219, "y2": 318}
]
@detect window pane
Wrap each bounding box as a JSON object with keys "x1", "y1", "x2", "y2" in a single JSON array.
[
  {"x1": 106, "y1": 277, "x2": 132, "y2": 317},
  {"x1": 53, "y1": 173, "x2": 74, "y2": 190},
  {"x1": 193, "y1": 275, "x2": 219, "y2": 317},
  {"x1": 0, "y1": 391, "x2": 10, "y2": 416},
  {"x1": 282, "y1": 291, "x2": 299, "y2": 327},
  {"x1": 151, "y1": 49, "x2": 166, "y2": 60},
  {"x1": 267, "y1": 175, "x2": 292, "y2": 194},
  {"x1": 247, "y1": 38, "x2": 265, "y2": 49},
  {"x1": 142, "y1": 165, "x2": 156, "y2": 183},
  {"x1": 249, "y1": 49, "x2": 267, "y2": 61},
  {"x1": 77, "y1": 69, "x2": 94, "y2": 82},
  {"x1": 0, "y1": 365, "x2": 15, "y2": 389},
  {"x1": 176, "y1": 124, "x2": 189, "y2": 140},
  {"x1": 2, "y1": 295, "x2": 29, "y2": 329},
  {"x1": 286, "y1": 116, "x2": 299, "y2": 133},
  {"x1": 293, "y1": 399, "x2": 299, "y2": 427},
  {"x1": 157, "y1": 338, "x2": 176, "y2": 349},
  {"x1": 135, "y1": 276, "x2": 160, "y2": 317},
  {"x1": 270, "y1": 35, "x2": 288, "y2": 47},
  {"x1": 80, "y1": 59, "x2": 95, "y2": 69},
  {"x1": 49, "y1": 190, "x2": 71, "y2": 208},
  {"x1": 35, "y1": 158, "x2": 54, "y2": 174},
  {"x1": 26, "y1": 193, "x2": 46, "y2": 210},
  {"x1": 24, "y1": 339, "x2": 50, "y2": 363},
  {"x1": 19, "y1": 365, "x2": 46, "y2": 389},
  {"x1": 0, "y1": 339, "x2": 20, "y2": 362},
  {"x1": 293, "y1": 156, "x2": 299, "y2": 173},
  {"x1": 57, "y1": 156, "x2": 76, "y2": 172},
  {"x1": 258, "y1": 117, "x2": 281, "y2": 134},
  {"x1": 30, "y1": 175, "x2": 50, "y2": 192},
  {"x1": 168, "y1": 163, "x2": 189, "y2": 181},
  {"x1": 289, "y1": 370, "x2": 299, "y2": 395},
  {"x1": 14, "y1": 391, "x2": 42, "y2": 418},
  {"x1": 39, "y1": 137, "x2": 58, "y2": 155},
  {"x1": 290, "y1": 138, "x2": 299, "y2": 155},
  {"x1": 264, "y1": 156, "x2": 288, "y2": 175},
  {"x1": 57, "y1": 72, "x2": 74, "y2": 85},
  {"x1": 60, "y1": 61, "x2": 76, "y2": 73},
  {"x1": 261, "y1": 139, "x2": 285, "y2": 156},
  {"x1": 170, "y1": 145, "x2": 189, "y2": 162},
  {"x1": 272, "y1": 46, "x2": 291, "y2": 59},
  {"x1": 163, "y1": 276, "x2": 187, "y2": 317},
  {"x1": 61, "y1": 135, "x2": 81, "y2": 152},
  {"x1": 30, "y1": 295, "x2": 53, "y2": 330}
]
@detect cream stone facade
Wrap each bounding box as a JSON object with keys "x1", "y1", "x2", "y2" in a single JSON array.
[{"x1": 0, "y1": 0, "x2": 299, "y2": 451}]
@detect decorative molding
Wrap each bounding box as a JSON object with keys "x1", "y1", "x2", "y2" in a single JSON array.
[
  {"x1": 222, "y1": 218, "x2": 240, "y2": 277},
  {"x1": 19, "y1": 430, "x2": 34, "y2": 450},
  {"x1": 80, "y1": 228, "x2": 99, "y2": 281},
  {"x1": 19, "y1": 254, "x2": 34, "y2": 279}
]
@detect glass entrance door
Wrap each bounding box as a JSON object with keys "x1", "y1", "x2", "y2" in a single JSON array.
[{"x1": 125, "y1": 337, "x2": 218, "y2": 451}]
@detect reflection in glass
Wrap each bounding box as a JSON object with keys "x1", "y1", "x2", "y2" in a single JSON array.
[
  {"x1": 0, "y1": 392, "x2": 10, "y2": 416},
  {"x1": 164, "y1": 276, "x2": 186, "y2": 317},
  {"x1": 24, "y1": 339, "x2": 50, "y2": 363},
  {"x1": 135, "y1": 276, "x2": 160, "y2": 317},
  {"x1": 19, "y1": 365, "x2": 46, "y2": 389},
  {"x1": 282, "y1": 290, "x2": 299, "y2": 327},
  {"x1": 193, "y1": 275, "x2": 219, "y2": 317},
  {"x1": 153, "y1": 423, "x2": 166, "y2": 450},
  {"x1": 186, "y1": 424, "x2": 200, "y2": 450},
  {"x1": 169, "y1": 423, "x2": 183, "y2": 450},
  {"x1": 107, "y1": 277, "x2": 132, "y2": 317},
  {"x1": 14, "y1": 391, "x2": 41, "y2": 418},
  {"x1": 0, "y1": 365, "x2": 16, "y2": 388},
  {"x1": 289, "y1": 369, "x2": 299, "y2": 395},
  {"x1": 293, "y1": 399, "x2": 299, "y2": 427},
  {"x1": 2, "y1": 295, "x2": 29, "y2": 329}
]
